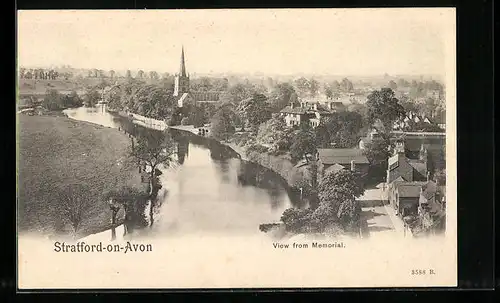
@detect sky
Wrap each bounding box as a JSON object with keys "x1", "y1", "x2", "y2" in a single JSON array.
[{"x1": 17, "y1": 9, "x2": 455, "y2": 77}]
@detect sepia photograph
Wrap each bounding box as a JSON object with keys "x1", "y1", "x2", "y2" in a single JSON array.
[{"x1": 16, "y1": 8, "x2": 457, "y2": 289}]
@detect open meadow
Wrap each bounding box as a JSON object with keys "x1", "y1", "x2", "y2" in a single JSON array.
[{"x1": 17, "y1": 114, "x2": 146, "y2": 239}]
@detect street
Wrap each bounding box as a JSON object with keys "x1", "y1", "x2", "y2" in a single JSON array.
[{"x1": 358, "y1": 185, "x2": 406, "y2": 239}]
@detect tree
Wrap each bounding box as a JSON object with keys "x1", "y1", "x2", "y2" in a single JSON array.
[
  {"x1": 42, "y1": 89, "x2": 64, "y2": 110},
  {"x1": 210, "y1": 106, "x2": 236, "y2": 141},
  {"x1": 330, "y1": 80, "x2": 341, "y2": 91},
  {"x1": 399, "y1": 95, "x2": 419, "y2": 113},
  {"x1": 236, "y1": 93, "x2": 272, "y2": 131},
  {"x1": 19, "y1": 67, "x2": 26, "y2": 79},
  {"x1": 188, "y1": 105, "x2": 206, "y2": 127},
  {"x1": 314, "y1": 112, "x2": 364, "y2": 148},
  {"x1": 290, "y1": 124, "x2": 317, "y2": 163},
  {"x1": 103, "y1": 186, "x2": 149, "y2": 238},
  {"x1": 149, "y1": 71, "x2": 159, "y2": 80},
  {"x1": 294, "y1": 77, "x2": 310, "y2": 98},
  {"x1": 130, "y1": 131, "x2": 175, "y2": 227},
  {"x1": 269, "y1": 82, "x2": 296, "y2": 110},
  {"x1": 315, "y1": 169, "x2": 364, "y2": 231},
  {"x1": 83, "y1": 87, "x2": 101, "y2": 107},
  {"x1": 366, "y1": 88, "x2": 405, "y2": 133},
  {"x1": 341, "y1": 78, "x2": 354, "y2": 92},
  {"x1": 309, "y1": 79, "x2": 319, "y2": 97},
  {"x1": 127, "y1": 85, "x2": 176, "y2": 120},
  {"x1": 255, "y1": 115, "x2": 292, "y2": 152},
  {"x1": 362, "y1": 136, "x2": 391, "y2": 182},
  {"x1": 57, "y1": 184, "x2": 93, "y2": 238},
  {"x1": 388, "y1": 80, "x2": 398, "y2": 90},
  {"x1": 62, "y1": 91, "x2": 83, "y2": 108},
  {"x1": 324, "y1": 86, "x2": 333, "y2": 100},
  {"x1": 280, "y1": 208, "x2": 314, "y2": 233},
  {"x1": 136, "y1": 70, "x2": 145, "y2": 79}
]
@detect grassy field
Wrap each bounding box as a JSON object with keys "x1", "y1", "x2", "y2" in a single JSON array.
[{"x1": 17, "y1": 114, "x2": 146, "y2": 239}]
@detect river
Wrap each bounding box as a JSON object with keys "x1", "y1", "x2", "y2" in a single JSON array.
[{"x1": 64, "y1": 106, "x2": 296, "y2": 238}]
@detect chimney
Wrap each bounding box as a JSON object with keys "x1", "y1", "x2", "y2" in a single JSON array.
[
  {"x1": 394, "y1": 140, "x2": 405, "y2": 156},
  {"x1": 350, "y1": 160, "x2": 355, "y2": 172},
  {"x1": 290, "y1": 102, "x2": 294, "y2": 109},
  {"x1": 426, "y1": 171, "x2": 431, "y2": 181}
]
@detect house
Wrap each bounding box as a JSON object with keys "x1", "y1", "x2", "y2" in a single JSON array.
[
  {"x1": 316, "y1": 148, "x2": 370, "y2": 178},
  {"x1": 386, "y1": 140, "x2": 430, "y2": 184},
  {"x1": 392, "y1": 111, "x2": 434, "y2": 131},
  {"x1": 388, "y1": 181, "x2": 427, "y2": 217},
  {"x1": 358, "y1": 128, "x2": 383, "y2": 150},
  {"x1": 279, "y1": 103, "x2": 311, "y2": 127},
  {"x1": 279, "y1": 101, "x2": 343, "y2": 128}
]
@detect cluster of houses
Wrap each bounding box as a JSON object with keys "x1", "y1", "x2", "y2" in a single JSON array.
[
  {"x1": 303, "y1": 124, "x2": 446, "y2": 236},
  {"x1": 392, "y1": 111, "x2": 445, "y2": 131},
  {"x1": 385, "y1": 139, "x2": 446, "y2": 235}
]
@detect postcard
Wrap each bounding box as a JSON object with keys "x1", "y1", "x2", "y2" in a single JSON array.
[{"x1": 17, "y1": 8, "x2": 456, "y2": 289}]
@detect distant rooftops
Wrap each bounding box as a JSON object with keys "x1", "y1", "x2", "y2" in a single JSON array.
[{"x1": 317, "y1": 148, "x2": 369, "y2": 165}]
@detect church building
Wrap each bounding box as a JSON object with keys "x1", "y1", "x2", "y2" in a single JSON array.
[{"x1": 173, "y1": 46, "x2": 222, "y2": 107}]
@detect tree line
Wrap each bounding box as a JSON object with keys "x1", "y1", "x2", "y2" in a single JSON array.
[{"x1": 20, "y1": 68, "x2": 59, "y2": 80}]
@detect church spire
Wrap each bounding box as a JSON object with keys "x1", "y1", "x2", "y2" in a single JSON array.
[{"x1": 179, "y1": 46, "x2": 187, "y2": 77}]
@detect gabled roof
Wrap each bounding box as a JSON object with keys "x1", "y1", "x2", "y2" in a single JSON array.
[
  {"x1": 395, "y1": 183, "x2": 423, "y2": 198},
  {"x1": 408, "y1": 159, "x2": 428, "y2": 179},
  {"x1": 317, "y1": 148, "x2": 369, "y2": 165}
]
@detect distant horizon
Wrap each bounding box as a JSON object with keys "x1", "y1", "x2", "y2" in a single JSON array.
[
  {"x1": 18, "y1": 9, "x2": 454, "y2": 79},
  {"x1": 17, "y1": 63, "x2": 445, "y2": 82}
]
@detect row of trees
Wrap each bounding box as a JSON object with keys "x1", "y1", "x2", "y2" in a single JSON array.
[
  {"x1": 20, "y1": 68, "x2": 59, "y2": 80},
  {"x1": 87, "y1": 69, "x2": 166, "y2": 81},
  {"x1": 42, "y1": 89, "x2": 83, "y2": 110}
]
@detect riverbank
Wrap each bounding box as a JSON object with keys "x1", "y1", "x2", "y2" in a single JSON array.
[{"x1": 18, "y1": 114, "x2": 146, "y2": 239}]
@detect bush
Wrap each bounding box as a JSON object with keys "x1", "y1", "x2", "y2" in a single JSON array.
[
  {"x1": 280, "y1": 208, "x2": 313, "y2": 233},
  {"x1": 181, "y1": 117, "x2": 190, "y2": 125}
]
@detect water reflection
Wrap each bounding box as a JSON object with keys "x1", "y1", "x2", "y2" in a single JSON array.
[{"x1": 65, "y1": 107, "x2": 296, "y2": 236}]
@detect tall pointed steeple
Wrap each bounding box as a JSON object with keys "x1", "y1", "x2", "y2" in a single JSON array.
[
  {"x1": 174, "y1": 45, "x2": 190, "y2": 98},
  {"x1": 179, "y1": 46, "x2": 187, "y2": 77}
]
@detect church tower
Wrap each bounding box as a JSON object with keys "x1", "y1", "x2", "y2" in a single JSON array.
[{"x1": 173, "y1": 46, "x2": 190, "y2": 97}]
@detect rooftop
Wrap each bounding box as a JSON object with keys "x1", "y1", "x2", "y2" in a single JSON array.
[
  {"x1": 317, "y1": 148, "x2": 369, "y2": 165},
  {"x1": 395, "y1": 183, "x2": 424, "y2": 198}
]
